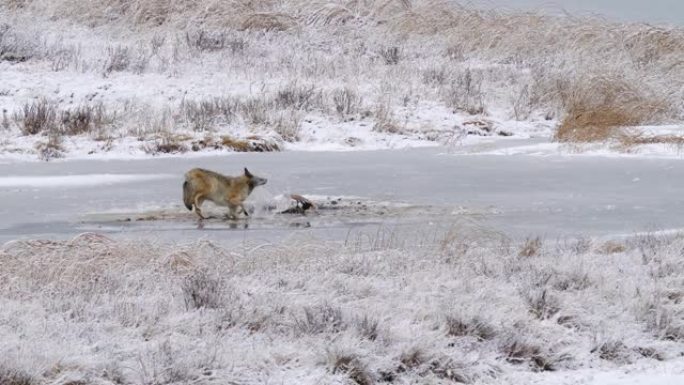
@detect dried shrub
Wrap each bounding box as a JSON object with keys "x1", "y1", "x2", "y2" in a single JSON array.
[
  {"x1": 0, "y1": 23, "x2": 34, "y2": 63},
  {"x1": 597, "y1": 240, "x2": 627, "y2": 254},
  {"x1": 182, "y1": 270, "x2": 224, "y2": 310},
  {"x1": 372, "y1": 102, "x2": 403, "y2": 134},
  {"x1": 274, "y1": 83, "x2": 321, "y2": 111},
  {"x1": 591, "y1": 340, "x2": 632, "y2": 363},
  {"x1": 445, "y1": 315, "x2": 496, "y2": 341},
  {"x1": 523, "y1": 289, "x2": 560, "y2": 320},
  {"x1": 35, "y1": 133, "x2": 64, "y2": 161},
  {"x1": 185, "y1": 29, "x2": 231, "y2": 52},
  {"x1": 16, "y1": 99, "x2": 57, "y2": 135},
  {"x1": 442, "y1": 68, "x2": 485, "y2": 115},
  {"x1": 0, "y1": 366, "x2": 35, "y2": 385},
  {"x1": 331, "y1": 87, "x2": 361, "y2": 118},
  {"x1": 181, "y1": 98, "x2": 237, "y2": 132},
  {"x1": 426, "y1": 357, "x2": 472, "y2": 383},
  {"x1": 550, "y1": 271, "x2": 592, "y2": 291},
  {"x1": 144, "y1": 135, "x2": 188, "y2": 155},
  {"x1": 554, "y1": 78, "x2": 668, "y2": 143},
  {"x1": 380, "y1": 46, "x2": 400, "y2": 65},
  {"x1": 500, "y1": 337, "x2": 565, "y2": 371},
  {"x1": 617, "y1": 132, "x2": 684, "y2": 148},
  {"x1": 399, "y1": 348, "x2": 426, "y2": 370},
  {"x1": 354, "y1": 315, "x2": 380, "y2": 341},
  {"x1": 293, "y1": 304, "x2": 346, "y2": 335},
  {"x1": 240, "y1": 97, "x2": 271, "y2": 126},
  {"x1": 328, "y1": 352, "x2": 373, "y2": 385},
  {"x1": 220, "y1": 136, "x2": 252, "y2": 152},
  {"x1": 103, "y1": 45, "x2": 131, "y2": 74},
  {"x1": 518, "y1": 237, "x2": 542, "y2": 257},
  {"x1": 60, "y1": 103, "x2": 112, "y2": 135},
  {"x1": 273, "y1": 111, "x2": 302, "y2": 142}
]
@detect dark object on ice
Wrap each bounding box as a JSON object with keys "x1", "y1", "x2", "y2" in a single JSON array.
[{"x1": 280, "y1": 194, "x2": 316, "y2": 215}]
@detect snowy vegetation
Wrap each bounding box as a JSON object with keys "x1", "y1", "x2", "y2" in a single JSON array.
[
  {"x1": 1, "y1": 0, "x2": 684, "y2": 159},
  {"x1": 0, "y1": 229, "x2": 682, "y2": 384}
]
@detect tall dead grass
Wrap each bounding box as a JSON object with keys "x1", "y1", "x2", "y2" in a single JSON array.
[
  {"x1": 554, "y1": 77, "x2": 669, "y2": 142},
  {"x1": 3, "y1": 0, "x2": 684, "y2": 147}
]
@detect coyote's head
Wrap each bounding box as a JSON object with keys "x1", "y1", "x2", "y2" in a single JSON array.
[{"x1": 244, "y1": 168, "x2": 267, "y2": 186}]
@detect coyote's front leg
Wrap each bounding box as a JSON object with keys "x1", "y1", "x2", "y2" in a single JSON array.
[{"x1": 193, "y1": 196, "x2": 206, "y2": 219}]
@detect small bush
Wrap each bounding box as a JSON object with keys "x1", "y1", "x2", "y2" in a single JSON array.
[
  {"x1": 592, "y1": 340, "x2": 632, "y2": 363},
  {"x1": 399, "y1": 348, "x2": 426, "y2": 370},
  {"x1": 16, "y1": 99, "x2": 57, "y2": 135},
  {"x1": 442, "y1": 69, "x2": 485, "y2": 115},
  {"x1": 35, "y1": 133, "x2": 64, "y2": 161},
  {"x1": 144, "y1": 136, "x2": 189, "y2": 155},
  {"x1": 445, "y1": 315, "x2": 496, "y2": 341},
  {"x1": 328, "y1": 351, "x2": 373, "y2": 385},
  {"x1": 181, "y1": 98, "x2": 237, "y2": 132},
  {"x1": 380, "y1": 46, "x2": 400, "y2": 65},
  {"x1": 240, "y1": 97, "x2": 271, "y2": 126},
  {"x1": 523, "y1": 289, "x2": 560, "y2": 320},
  {"x1": 500, "y1": 337, "x2": 563, "y2": 371},
  {"x1": 103, "y1": 45, "x2": 131, "y2": 74},
  {"x1": 426, "y1": 357, "x2": 472, "y2": 383},
  {"x1": 60, "y1": 103, "x2": 112, "y2": 135},
  {"x1": 518, "y1": 237, "x2": 542, "y2": 257},
  {"x1": 274, "y1": 83, "x2": 321, "y2": 111},
  {"x1": 185, "y1": 29, "x2": 230, "y2": 52},
  {"x1": 354, "y1": 315, "x2": 380, "y2": 341},
  {"x1": 293, "y1": 304, "x2": 346, "y2": 335},
  {"x1": 273, "y1": 111, "x2": 302, "y2": 142},
  {"x1": 0, "y1": 24, "x2": 34, "y2": 63},
  {"x1": 181, "y1": 270, "x2": 224, "y2": 310},
  {"x1": 0, "y1": 366, "x2": 35, "y2": 385},
  {"x1": 332, "y1": 87, "x2": 361, "y2": 118}
]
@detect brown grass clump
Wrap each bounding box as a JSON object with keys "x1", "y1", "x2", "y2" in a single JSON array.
[
  {"x1": 554, "y1": 77, "x2": 668, "y2": 143},
  {"x1": 519, "y1": 237, "x2": 542, "y2": 257},
  {"x1": 221, "y1": 135, "x2": 281, "y2": 152},
  {"x1": 617, "y1": 133, "x2": 684, "y2": 148},
  {"x1": 597, "y1": 241, "x2": 627, "y2": 255},
  {"x1": 221, "y1": 136, "x2": 252, "y2": 152}
]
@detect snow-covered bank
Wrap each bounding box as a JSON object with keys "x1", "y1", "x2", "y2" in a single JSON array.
[{"x1": 3, "y1": 1, "x2": 684, "y2": 161}]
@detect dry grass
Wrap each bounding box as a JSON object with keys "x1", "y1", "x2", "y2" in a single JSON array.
[
  {"x1": 4, "y1": 0, "x2": 684, "y2": 156},
  {"x1": 518, "y1": 236, "x2": 542, "y2": 257},
  {"x1": 617, "y1": 132, "x2": 684, "y2": 148},
  {"x1": 554, "y1": 78, "x2": 670, "y2": 143},
  {"x1": 16, "y1": 99, "x2": 56, "y2": 135},
  {"x1": 0, "y1": 231, "x2": 682, "y2": 383},
  {"x1": 220, "y1": 135, "x2": 252, "y2": 152}
]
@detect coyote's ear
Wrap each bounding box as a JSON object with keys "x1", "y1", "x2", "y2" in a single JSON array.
[{"x1": 244, "y1": 168, "x2": 253, "y2": 177}]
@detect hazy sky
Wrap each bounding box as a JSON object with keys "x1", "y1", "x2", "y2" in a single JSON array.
[{"x1": 469, "y1": 0, "x2": 684, "y2": 25}]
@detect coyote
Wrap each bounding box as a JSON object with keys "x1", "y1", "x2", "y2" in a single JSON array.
[{"x1": 183, "y1": 167, "x2": 267, "y2": 220}]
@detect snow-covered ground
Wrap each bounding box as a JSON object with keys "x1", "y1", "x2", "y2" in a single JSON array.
[
  {"x1": 2, "y1": 1, "x2": 684, "y2": 161},
  {"x1": 1, "y1": 231, "x2": 682, "y2": 384}
]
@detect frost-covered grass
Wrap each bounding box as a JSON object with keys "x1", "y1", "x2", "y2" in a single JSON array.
[
  {"x1": 1, "y1": 1, "x2": 684, "y2": 159},
  {"x1": 1, "y1": 229, "x2": 682, "y2": 384}
]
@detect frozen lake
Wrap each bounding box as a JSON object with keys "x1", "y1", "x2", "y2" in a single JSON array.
[{"x1": 2, "y1": 144, "x2": 684, "y2": 243}]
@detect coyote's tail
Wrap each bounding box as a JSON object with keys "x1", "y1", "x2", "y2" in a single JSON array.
[{"x1": 182, "y1": 180, "x2": 193, "y2": 211}]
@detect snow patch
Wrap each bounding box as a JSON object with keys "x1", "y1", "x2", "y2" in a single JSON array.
[{"x1": 0, "y1": 174, "x2": 174, "y2": 188}]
